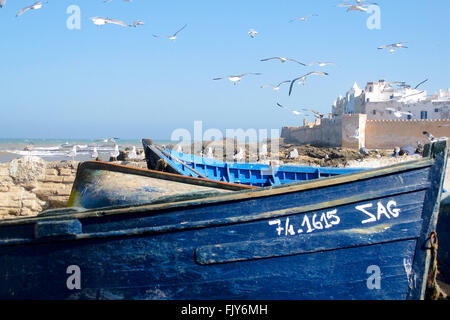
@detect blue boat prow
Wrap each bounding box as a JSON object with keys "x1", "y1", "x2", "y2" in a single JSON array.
[{"x1": 142, "y1": 139, "x2": 365, "y2": 187}]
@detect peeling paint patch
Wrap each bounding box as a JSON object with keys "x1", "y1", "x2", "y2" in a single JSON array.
[
  {"x1": 344, "y1": 224, "x2": 391, "y2": 235},
  {"x1": 403, "y1": 258, "x2": 416, "y2": 289}
]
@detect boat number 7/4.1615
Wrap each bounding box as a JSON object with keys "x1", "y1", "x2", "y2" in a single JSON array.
[
  {"x1": 268, "y1": 209, "x2": 340, "y2": 236},
  {"x1": 268, "y1": 200, "x2": 402, "y2": 237}
]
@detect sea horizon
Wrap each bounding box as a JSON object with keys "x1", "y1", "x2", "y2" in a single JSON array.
[{"x1": 0, "y1": 138, "x2": 172, "y2": 163}]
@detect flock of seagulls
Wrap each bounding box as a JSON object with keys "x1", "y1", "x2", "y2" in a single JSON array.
[{"x1": 207, "y1": 0, "x2": 413, "y2": 123}]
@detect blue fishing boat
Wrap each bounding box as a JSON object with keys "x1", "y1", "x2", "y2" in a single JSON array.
[
  {"x1": 0, "y1": 140, "x2": 447, "y2": 300},
  {"x1": 67, "y1": 161, "x2": 255, "y2": 210},
  {"x1": 141, "y1": 139, "x2": 365, "y2": 187}
]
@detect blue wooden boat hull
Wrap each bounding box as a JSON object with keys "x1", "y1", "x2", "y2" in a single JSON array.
[
  {"x1": 0, "y1": 141, "x2": 447, "y2": 300},
  {"x1": 142, "y1": 139, "x2": 365, "y2": 187}
]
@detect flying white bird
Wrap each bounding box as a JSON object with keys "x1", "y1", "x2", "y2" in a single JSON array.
[
  {"x1": 153, "y1": 24, "x2": 187, "y2": 40},
  {"x1": 132, "y1": 20, "x2": 144, "y2": 27},
  {"x1": 248, "y1": 28, "x2": 258, "y2": 38},
  {"x1": 276, "y1": 103, "x2": 305, "y2": 116},
  {"x1": 307, "y1": 109, "x2": 338, "y2": 119},
  {"x1": 342, "y1": 0, "x2": 378, "y2": 4},
  {"x1": 260, "y1": 80, "x2": 291, "y2": 91},
  {"x1": 289, "y1": 14, "x2": 318, "y2": 23},
  {"x1": 105, "y1": 0, "x2": 134, "y2": 3},
  {"x1": 260, "y1": 57, "x2": 306, "y2": 66},
  {"x1": 91, "y1": 147, "x2": 99, "y2": 159},
  {"x1": 288, "y1": 148, "x2": 299, "y2": 159},
  {"x1": 213, "y1": 73, "x2": 261, "y2": 85},
  {"x1": 16, "y1": 1, "x2": 45, "y2": 17},
  {"x1": 385, "y1": 108, "x2": 414, "y2": 118},
  {"x1": 288, "y1": 71, "x2": 329, "y2": 95},
  {"x1": 308, "y1": 62, "x2": 337, "y2": 67},
  {"x1": 337, "y1": 4, "x2": 369, "y2": 12},
  {"x1": 91, "y1": 17, "x2": 131, "y2": 27},
  {"x1": 378, "y1": 42, "x2": 408, "y2": 53}
]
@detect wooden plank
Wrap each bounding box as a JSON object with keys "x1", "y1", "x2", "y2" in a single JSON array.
[{"x1": 195, "y1": 219, "x2": 422, "y2": 265}]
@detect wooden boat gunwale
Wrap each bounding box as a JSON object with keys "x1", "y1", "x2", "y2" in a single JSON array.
[{"x1": 71, "y1": 160, "x2": 256, "y2": 191}]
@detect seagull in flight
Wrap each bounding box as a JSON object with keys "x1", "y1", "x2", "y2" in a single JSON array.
[
  {"x1": 260, "y1": 57, "x2": 306, "y2": 66},
  {"x1": 153, "y1": 24, "x2": 187, "y2": 40},
  {"x1": 289, "y1": 14, "x2": 318, "y2": 23},
  {"x1": 132, "y1": 20, "x2": 144, "y2": 27},
  {"x1": 91, "y1": 17, "x2": 131, "y2": 27},
  {"x1": 16, "y1": 1, "x2": 45, "y2": 17},
  {"x1": 385, "y1": 108, "x2": 414, "y2": 118},
  {"x1": 388, "y1": 79, "x2": 428, "y2": 90},
  {"x1": 288, "y1": 71, "x2": 329, "y2": 96},
  {"x1": 308, "y1": 61, "x2": 337, "y2": 67},
  {"x1": 342, "y1": 0, "x2": 378, "y2": 4},
  {"x1": 305, "y1": 109, "x2": 338, "y2": 119},
  {"x1": 276, "y1": 103, "x2": 305, "y2": 116},
  {"x1": 261, "y1": 80, "x2": 291, "y2": 91},
  {"x1": 337, "y1": 3, "x2": 369, "y2": 12},
  {"x1": 213, "y1": 73, "x2": 261, "y2": 85},
  {"x1": 248, "y1": 28, "x2": 258, "y2": 38},
  {"x1": 378, "y1": 42, "x2": 408, "y2": 53},
  {"x1": 104, "y1": 0, "x2": 134, "y2": 2}
]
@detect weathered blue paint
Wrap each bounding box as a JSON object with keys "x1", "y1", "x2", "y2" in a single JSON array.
[
  {"x1": 0, "y1": 140, "x2": 447, "y2": 300},
  {"x1": 67, "y1": 161, "x2": 254, "y2": 210},
  {"x1": 142, "y1": 139, "x2": 365, "y2": 187}
]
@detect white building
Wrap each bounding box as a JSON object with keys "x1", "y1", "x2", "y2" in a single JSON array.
[{"x1": 333, "y1": 80, "x2": 450, "y2": 120}]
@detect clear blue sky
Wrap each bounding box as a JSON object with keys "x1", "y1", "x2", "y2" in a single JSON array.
[{"x1": 0, "y1": 0, "x2": 449, "y2": 140}]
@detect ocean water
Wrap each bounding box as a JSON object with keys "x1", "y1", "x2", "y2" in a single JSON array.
[{"x1": 0, "y1": 138, "x2": 171, "y2": 163}]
